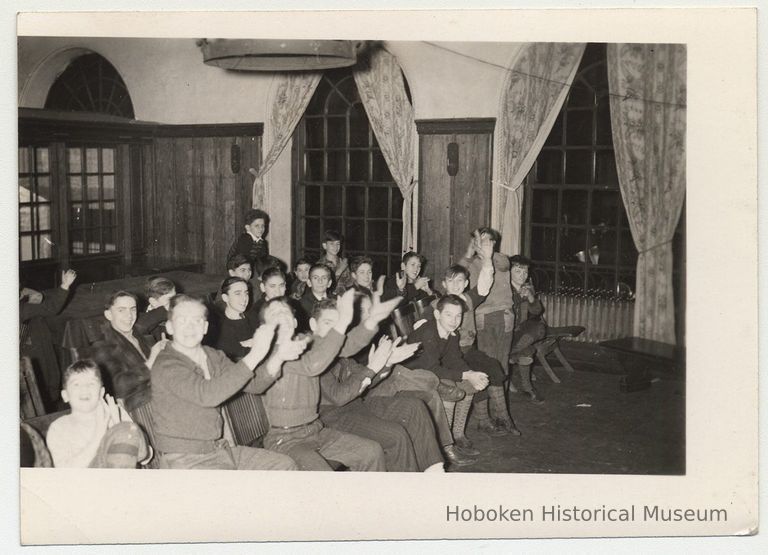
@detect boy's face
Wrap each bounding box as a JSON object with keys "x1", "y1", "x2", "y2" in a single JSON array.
[
  {"x1": 262, "y1": 302, "x2": 297, "y2": 336},
  {"x1": 223, "y1": 281, "x2": 250, "y2": 313},
  {"x1": 295, "y1": 263, "x2": 311, "y2": 283},
  {"x1": 510, "y1": 264, "x2": 529, "y2": 288},
  {"x1": 229, "y1": 263, "x2": 253, "y2": 282},
  {"x1": 309, "y1": 268, "x2": 331, "y2": 296},
  {"x1": 352, "y1": 263, "x2": 373, "y2": 289},
  {"x1": 167, "y1": 301, "x2": 209, "y2": 350},
  {"x1": 309, "y1": 307, "x2": 339, "y2": 338},
  {"x1": 478, "y1": 232, "x2": 495, "y2": 252},
  {"x1": 105, "y1": 295, "x2": 138, "y2": 334},
  {"x1": 260, "y1": 275, "x2": 287, "y2": 300},
  {"x1": 149, "y1": 289, "x2": 176, "y2": 309},
  {"x1": 434, "y1": 303, "x2": 464, "y2": 335},
  {"x1": 401, "y1": 256, "x2": 422, "y2": 282},
  {"x1": 62, "y1": 370, "x2": 104, "y2": 414},
  {"x1": 245, "y1": 218, "x2": 266, "y2": 239},
  {"x1": 443, "y1": 273, "x2": 468, "y2": 296},
  {"x1": 323, "y1": 240, "x2": 341, "y2": 256}
]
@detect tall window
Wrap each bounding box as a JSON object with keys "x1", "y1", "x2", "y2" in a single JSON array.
[
  {"x1": 18, "y1": 147, "x2": 53, "y2": 261},
  {"x1": 294, "y1": 68, "x2": 404, "y2": 276},
  {"x1": 523, "y1": 43, "x2": 637, "y2": 294},
  {"x1": 67, "y1": 147, "x2": 118, "y2": 255}
]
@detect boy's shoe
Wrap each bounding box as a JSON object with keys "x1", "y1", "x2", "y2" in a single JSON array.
[
  {"x1": 437, "y1": 380, "x2": 466, "y2": 402},
  {"x1": 477, "y1": 419, "x2": 508, "y2": 437},
  {"x1": 496, "y1": 418, "x2": 522, "y2": 436},
  {"x1": 522, "y1": 389, "x2": 545, "y2": 404},
  {"x1": 443, "y1": 445, "x2": 476, "y2": 467},
  {"x1": 454, "y1": 436, "x2": 481, "y2": 456},
  {"x1": 510, "y1": 354, "x2": 534, "y2": 366}
]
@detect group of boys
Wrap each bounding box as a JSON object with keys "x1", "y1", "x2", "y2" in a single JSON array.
[{"x1": 45, "y1": 208, "x2": 547, "y2": 472}]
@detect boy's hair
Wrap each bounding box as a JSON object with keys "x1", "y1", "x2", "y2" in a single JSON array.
[
  {"x1": 350, "y1": 255, "x2": 373, "y2": 274},
  {"x1": 322, "y1": 230, "x2": 343, "y2": 244},
  {"x1": 168, "y1": 294, "x2": 209, "y2": 319},
  {"x1": 509, "y1": 254, "x2": 532, "y2": 268},
  {"x1": 294, "y1": 257, "x2": 312, "y2": 270},
  {"x1": 104, "y1": 290, "x2": 138, "y2": 310},
  {"x1": 245, "y1": 208, "x2": 270, "y2": 226},
  {"x1": 220, "y1": 276, "x2": 248, "y2": 295},
  {"x1": 443, "y1": 265, "x2": 470, "y2": 281},
  {"x1": 259, "y1": 296, "x2": 295, "y2": 323},
  {"x1": 261, "y1": 266, "x2": 286, "y2": 283},
  {"x1": 476, "y1": 227, "x2": 501, "y2": 245},
  {"x1": 259, "y1": 255, "x2": 288, "y2": 274},
  {"x1": 401, "y1": 251, "x2": 422, "y2": 265},
  {"x1": 309, "y1": 263, "x2": 332, "y2": 279},
  {"x1": 227, "y1": 254, "x2": 251, "y2": 272},
  {"x1": 62, "y1": 359, "x2": 102, "y2": 389},
  {"x1": 311, "y1": 298, "x2": 338, "y2": 320},
  {"x1": 145, "y1": 276, "x2": 176, "y2": 299},
  {"x1": 436, "y1": 294, "x2": 467, "y2": 313}
]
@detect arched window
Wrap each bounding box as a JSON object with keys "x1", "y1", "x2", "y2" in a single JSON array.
[
  {"x1": 45, "y1": 53, "x2": 134, "y2": 118},
  {"x1": 293, "y1": 67, "x2": 404, "y2": 276},
  {"x1": 523, "y1": 43, "x2": 636, "y2": 294}
]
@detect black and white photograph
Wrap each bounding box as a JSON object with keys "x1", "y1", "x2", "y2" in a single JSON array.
[{"x1": 12, "y1": 6, "x2": 758, "y2": 547}]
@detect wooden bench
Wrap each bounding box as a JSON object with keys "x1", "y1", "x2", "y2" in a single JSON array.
[{"x1": 599, "y1": 336, "x2": 681, "y2": 392}]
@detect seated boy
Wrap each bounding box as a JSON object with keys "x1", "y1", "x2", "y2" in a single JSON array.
[
  {"x1": 508, "y1": 255, "x2": 548, "y2": 403},
  {"x1": 382, "y1": 251, "x2": 434, "y2": 304},
  {"x1": 151, "y1": 294, "x2": 305, "y2": 470},
  {"x1": 347, "y1": 255, "x2": 375, "y2": 297},
  {"x1": 315, "y1": 230, "x2": 352, "y2": 295},
  {"x1": 288, "y1": 257, "x2": 312, "y2": 300},
  {"x1": 85, "y1": 291, "x2": 168, "y2": 412},
  {"x1": 227, "y1": 208, "x2": 270, "y2": 277},
  {"x1": 46, "y1": 359, "x2": 150, "y2": 468},
  {"x1": 227, "y1": 254, "x2": 253, "y2": 282},
  {"x1": 135, "y1": 276, "x2": 176, "y2": 342},
  {"x1": 297, "y1": 263, "x2": 335, "y2": 331},
  {"x1": 403, "y1": 295, "x2": 490, "y2": 456},
  {"x1": 246, "y1": 266, "x2": 301, "y2": 328},
  {"x1": 259, "y1": 289, "x2": 400, "y2": 471},
  {"x1": 312, "y1": 300, "x2": 444, "y2": 472}
]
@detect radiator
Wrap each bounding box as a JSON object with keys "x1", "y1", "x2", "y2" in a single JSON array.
[{"x1": 538, "y1": 292, "x2": 635, "y2": 343}]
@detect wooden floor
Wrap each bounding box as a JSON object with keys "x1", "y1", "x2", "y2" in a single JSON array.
[{"x1": 456, "y1": 344, "x2": 685, "y2": 475}]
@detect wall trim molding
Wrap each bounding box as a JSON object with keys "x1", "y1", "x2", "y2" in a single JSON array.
[{"x1": 415, "y1": 117, "x2": 496, "y2": 135}]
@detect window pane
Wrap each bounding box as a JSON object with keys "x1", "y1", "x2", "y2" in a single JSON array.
[
  {"x1": 595, "y1": 150, "x2": 618, "y2": 185},
  {"x1": 323, "y1": 219, "x2": 342, "y2": 238},
  {"x1": 561, "y1": 227, "x2": 588, "y2": 263},
  {"x1": 67, "y1": 148, "x2": 82, "y2": 173},
  {"x1": 544, "y1": 112, "x2": 564, "y2": 146},
  {"x1": 102, "y1": 148, "x2": 114, "y2": 173},
  {"x1": 305, "y1": 186, "x2": 321, "y2": 215},
  {"x1": 304, "y1": 218, "x2": 320, "y2": 248},
  {"x1": 327, "y1": 117, "x2": 346, "y2": 147},
  {"x1": 346, "y1": 186, "x2": 365, "y2": 216},
  {"x1": 564, "y1": 151, "x2": 592, "y2": 184},
  {"x1": 591, "y1": 190, "x2": 621, "y2": 226},
  {"x1": 326, "y1": 151, "x2": 346, "y2": 182},
  {"x1": 37, "y1": 176, "x2": 51, "y2": 202},
  {"x1": 531, "y1": 189, "x2": 558, "y2": 223},
  {"x1": 566, "y1": 110, "x2": 593, "y2": 145},
  {"x1": 535, "y1": 150, "x2": 562, "y2": 184},
  {"x1": 349, "y1": 151, "x2": 369, "y2": 182},
  {"x1": 368, "y1": 187, "x2": 389, "y2": 218},
  {"x1": 20, "y1": 236, "x2": 33, "y2": 261},
  {"x1": 567, "y1": 84, "x2": 594, "y2": 108},
  {"x1": 103, "y1": 228, "x2": 117, "y2": 252},
  {"x1": 391, "y1": 189, "x2": 403, "y2": 220},
  {"x1": 70, "y1": 230, "x2": 84, "y2": 255},
  {"x1": 87, "y1": 175, "x2": 100, "y2": 200},
  {"x1": 345, "y1": 219, "x2": 365, "y2": 251},
  {"x1": 19, "y1": 206, "x2": 32, "y2": 231},
  {"x1": 586, "y1": 268, "x2": 615, "y2": 291},
  {"x1": 559, "y1": 265, "x2": 586, "y2": 290},
  {"x1": 349, "y1": 104, "x2": 370, "y2": 147},
  {"x1": 305, "y1": 152, "x2": 324, "y2": 181},
  {"x1": 87, "y1": 228, "x2": 101, "y2": 254},
  {"x1": 591, "y1": 229, "x2": 617, "y2": 266},
  {"x1": 102, "y1": 175, "x2": 115, "y2": 200},
  {"x1": 19, "y1": 148, "x2": 31, "y2": 173},
  {"x1": 370, "y1": 255, "x2": 388, "y2": 278},
  {"x1": 390, "y1": 220, "x2": 403, "y2": 253},
  {"x1": 367, "y1": 221, "x2": 388, "y2": 252},
  {"x1": 86, "y1": 148, "x2": 99, "y2": 172},
  {"x1": 335, "y1": 76, "x2": 358, "y2": 105},
  {"x1": 372, "y1": 151, "x2": 392, "y2": 182},
  {"x1": 38, "y1": 234, "x2": 53, "y2": 259},
  {"x1": 619, "y1": 230, "x2": 638, "y2": 266},
  {"x1": 530, "y1": 226, "x2": 557, "y2": 262},
  {"x1": 327, "y1": 91, "x2": 350, "y2": 115},
  {"x1": 69, "y1": 176, "x2": 82, "y2": 201},
  {"x1": 103, "y1": 201, "x2": 116, "y2": 227},
  {"x1": 35, "y1": 148, "x2": 50, "y2": 173},
  {"x1": 87, "y1": 202, "x2": 101, "y2": 227},
  {"x1": 305, "y1": 117, "x2": 324, "y2": 148},
  {"x1": 561, "y1": 189, "x2": 588, "y2": 225},
  {"x1": 596, "y1": 100, "x2": 612, "y2": 145},
  {"x1": 323, "y1": 187, "x2": 342, "y2": 216},
  {"x1": 19, "y1": 177, "x2": 32, "y2": 202},
  {"x1": 307, "y1": 77, "x2": 331, "y2": 114},
  {"x1": 37, "y1": 205, "x2": 51, "y2": 230},
  {"x1": 70, "y1": 203, "x2": 83, "y2": 228}
]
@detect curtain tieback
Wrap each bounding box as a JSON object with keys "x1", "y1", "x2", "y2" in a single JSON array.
[
  {"x1": 638, "y1": 239, "x2": 673, "y2": 255},
  {"x1": 492, "y1": 179, "x2": 522, "y2": 192}
]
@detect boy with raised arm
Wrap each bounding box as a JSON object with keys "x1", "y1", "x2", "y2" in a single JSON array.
[
  {"x1": 382, "y1": 251, "x2": 434, "y2": 304},
  {"x1": 151, "y1": 294, "x2": 305, "y2": 470}
]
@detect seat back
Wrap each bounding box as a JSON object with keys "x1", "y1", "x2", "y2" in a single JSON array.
[
  {"x1": 20, "y1": 356, "x2": 46, "y2": 419},
  {"x1": 222, "y1": 392, "x2": 270, "y2": 448},
  {"x1": 390, "y1": 303, "x2": 417, "y2": 338},
  {"x1": 128, "y1": 402, "x2": 161, "y2": 469},
  {"x1": 413, "y1": 295, "x2": 436, "y2": 318}
]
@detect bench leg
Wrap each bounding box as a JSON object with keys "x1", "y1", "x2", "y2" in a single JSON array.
[
  {"x1": 536, "y1": 351, "x2": 561, "y2": 384},
  {"x1": 553, "y1": 345, "x2": 576, "y2": 373}
]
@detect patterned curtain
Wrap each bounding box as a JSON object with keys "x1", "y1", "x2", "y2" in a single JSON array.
[
  {"x1": 493, "y1": 43, "x2": 586, "y2": 255},
  {"x1": 354, "y1": 49, "x2": 418, "y2": 253},
  {"x1": 251, "y1": 72, "x2": 323, "y2": 208},
  {"x1": 607, "y1": 44, "x2": 686, "y2": 344}
]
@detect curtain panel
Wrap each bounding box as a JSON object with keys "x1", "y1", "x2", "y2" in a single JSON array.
[
  {"x1": 251, "y1": 72, "x2": 323, "y2": 208},
  {"x1": 493, "y1": 42, "x2": 586, "y2": 255},
  {"x1": 607, "y1": 43, "x2": 686, "y2": 344},
  {"x1": 354, "y1": 49, "x2": 419, "y2": 253}
]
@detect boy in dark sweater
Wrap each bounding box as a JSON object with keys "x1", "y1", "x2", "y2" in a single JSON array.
[
  {"x1": 227, "y1": 208, "x2": 270, "y2": 276},
  {"x1": 382, "y1": 251, "x2": 434, "y2": 305}
]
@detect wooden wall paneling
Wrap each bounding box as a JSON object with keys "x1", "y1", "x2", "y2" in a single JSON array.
[
  {"x1": 201, "y1": 137, "x2": 219, "y2": 273},
  {"x1": 117, "y1": 144, "x2": 132, "y2": 266},
  {"x1": 152, "y1": 138, "x2": 175, "y2": 260},
  {"x1": 418, "y1": 134, "x2": 453, "y2": 281},
  {"x1": 53, "y1": 142, "x2": 69, "y2": 268},
  {"x1": 140, "y1": 143, "x2": 155, "y2": 257},
  {"x1": 129, "y1": 144, "x2": 145, "y2": 260}
]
